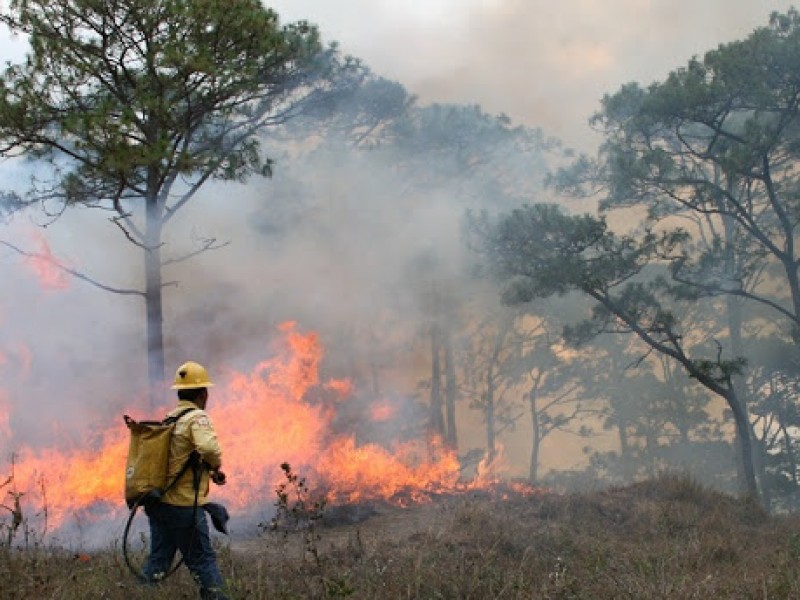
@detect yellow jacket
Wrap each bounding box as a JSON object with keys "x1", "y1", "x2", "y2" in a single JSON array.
[{"x1": 161, "y1": 401, "x2": 223, "y2": 507}]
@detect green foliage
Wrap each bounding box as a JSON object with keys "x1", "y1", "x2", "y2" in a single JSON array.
[
  {"x1": 471, "y1": 202, "x2": 739, "y2": 384},
  {"x1": 291, "y1": 74, "x2": 410, "y2": 146},
  {"x1": 0, "y1": 0, "x2": 332, "y2": 206},
  {"x1": 689, "y1": 357, "x2": 747, "y2": 384},
  {"x1": 587, "y1": 8, "x2": 800, "y2": 338},
  {"x1": 384, "y1": 103, "x2": 557, "y2": 209},
  {"x1": 476, "y1": 10, "x2": 800, "y2": 503},
  {"x1": 470, "y1": 204, "x2": 682, "y2": 319},
  {"x1": 469, "y1": 204, "x2": 611, "y2": 298},
  {"x1": 0, "y1": 0, "x2": 356, "y2": 390}
]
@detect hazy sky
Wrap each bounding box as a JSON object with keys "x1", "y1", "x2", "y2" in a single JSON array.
[
  {"x1": 268, "y1": 0, "x2": 796, "y2": 151},
  {"x1": 0, "y1": 1, "x2": 792, "y2": 149}
]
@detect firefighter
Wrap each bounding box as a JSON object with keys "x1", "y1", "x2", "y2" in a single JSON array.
[{"x1": 142, "y1": 361, "x2": 230, "y2": 600}]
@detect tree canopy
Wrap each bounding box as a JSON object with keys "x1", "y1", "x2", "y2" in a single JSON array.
[
  {"x1": 0, "y1": 0, "x2": 331, "y2": 205},
  {"x1": 0, "y1": 0, "x2": 349, "y2": 394},
  {"x1": 558, "y1": 8, "x2": 800, "y2": 338},
  {"x1": 480, "y1": 8, "x2": 800, "y2": 502}
]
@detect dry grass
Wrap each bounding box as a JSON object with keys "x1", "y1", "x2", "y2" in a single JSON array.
[{"x1": 2, "y1": 473, "x2": 800, "y2": 599}]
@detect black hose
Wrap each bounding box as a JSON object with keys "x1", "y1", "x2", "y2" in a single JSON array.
[
  {"x1": 122, "y1": 454, "x2": 203, "y2": 581},
  {"x1": 122, "y1": 496, "x2": 185, "y2": 582}
]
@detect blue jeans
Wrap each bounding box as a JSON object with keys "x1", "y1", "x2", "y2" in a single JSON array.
[{"x1": 143, "y1": 502, "x2": 229, "y2": 600}]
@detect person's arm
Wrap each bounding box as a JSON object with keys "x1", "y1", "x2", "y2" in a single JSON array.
[{"x1": 189, "y1": 412, "x2": 223, "y2": 470}]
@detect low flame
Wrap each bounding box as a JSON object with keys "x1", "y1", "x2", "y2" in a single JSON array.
[
  {"x1": 316, "y1": 436, "x2": 461, "y2": 505},
  {"x1": 0, "y1": 322, "x2": 524, "y2": 539},
  {"x1": 369, "y1": 400, "x2": 396, "y2": 422}
]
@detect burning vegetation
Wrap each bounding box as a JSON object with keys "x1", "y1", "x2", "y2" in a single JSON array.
[{"x1": 0, "y1": 320, "x2": 533, "y2": 544}]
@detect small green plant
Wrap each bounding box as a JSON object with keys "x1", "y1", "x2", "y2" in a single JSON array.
[
  {"x1": 324, "y1": 575, "x2": 356, "y2": 598},
  {"x1": 264, "y1": 462, "x2": 328, "y2": 566}
]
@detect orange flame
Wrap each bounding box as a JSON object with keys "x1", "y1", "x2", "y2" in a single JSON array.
[
  {"x1": 208, "y1": 322, "x2": 467, "y2": 510},
  {"x1": 22, "y1": 230, "x2": 70, "y2": 290},
  {"x1": 0, "y1": 322, "x2": 532, "y2": 538},
  {"x1": 472, "y1": 444, "x2": 507, "y2": 487},
  {"x1": 315, "y1": 436, "x2": 461, "y2": 505},
  {"x1": 369, "y1": 399, "x2": 396, "y2": 422}
]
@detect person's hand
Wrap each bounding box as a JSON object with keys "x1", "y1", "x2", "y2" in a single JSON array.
[{"x1": 211, "y1": 470, "x2": 227, "y2": 486}]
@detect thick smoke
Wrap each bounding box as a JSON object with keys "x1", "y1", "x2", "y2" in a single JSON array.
[{"x1": 269, "y1": 0, "x2": 796, "y2": 151}]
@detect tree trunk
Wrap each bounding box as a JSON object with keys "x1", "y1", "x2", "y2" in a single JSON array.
[
  {"x1": 719, "y1": 198, "x2": 765, "y2": 503},
  {"x1": 429, "y1": 321, "x2": 445, "y2": 439},
  {"x1": 726, "y1": 387, "x2": 759, "y2": 501},
  {"x1": 727, "y1": 293, "x2": 769, "y2": 504},
  {"x1": 485, "y1": 381, "x2": 496, "y2": 464},
  {"x1": 779, "y1": 421, "x2": 800, "y2": 511},
  {"x1": 144, "y1": 196, "x2": 165, "y2": 407},
  {"x1": 443, "y1": 321, "x2": 458, "y2": 449},
  {"x1": 592, "y1": 292, "x2": 760, "y2": 501},
  {"x1": 780, "y1": 241, "x2": 800, "y2": 336},
  {"x1": 485, "y1": 316, "x2": 513, "y2": 466},
  {"x1": 485, "y1": 338, "x2": 501, "y2": 465},
  {"x1": 613, "y1": 411, "x2": 634, "y2": 481},
  {"x1": 528, "y1": 387, "x2": 540, "y2": 482}
]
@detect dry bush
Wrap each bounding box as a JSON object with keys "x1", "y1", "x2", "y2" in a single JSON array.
[{"x1": 3, "y1": 472, "x2": 800, "y2": 599}]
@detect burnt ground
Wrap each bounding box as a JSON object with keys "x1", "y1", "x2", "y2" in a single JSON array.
[{"x1": 229, "y1": 495, "x2": 462, "y2": 560}]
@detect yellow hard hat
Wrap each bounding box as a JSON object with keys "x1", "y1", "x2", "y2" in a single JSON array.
[{"x1": 171, "y1": 361, "x2": 215, "y2": 389}]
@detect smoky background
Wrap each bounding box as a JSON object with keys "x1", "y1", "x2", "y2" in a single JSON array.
[{"x1": 0, "y1": 0, "x2": 795, "y2": 492}]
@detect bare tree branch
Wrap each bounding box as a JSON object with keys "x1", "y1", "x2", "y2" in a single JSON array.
[
  {"x1": 161, "y1": 236, "x2": 230, "y2": 267},
  {"x1": 0, "y1": 239, "x2": 145, "y2": 296}
]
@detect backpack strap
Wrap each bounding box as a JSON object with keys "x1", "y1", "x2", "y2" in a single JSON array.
[
  {"x1": 161, "y1": 450, "x2": 200, "y2": 495},
  {"x1": 162, "y1": 406, "x2": 198, "y2": 426},
  {"x1": 160, "y1": 407, "x2": 200, "y2": 495}
]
